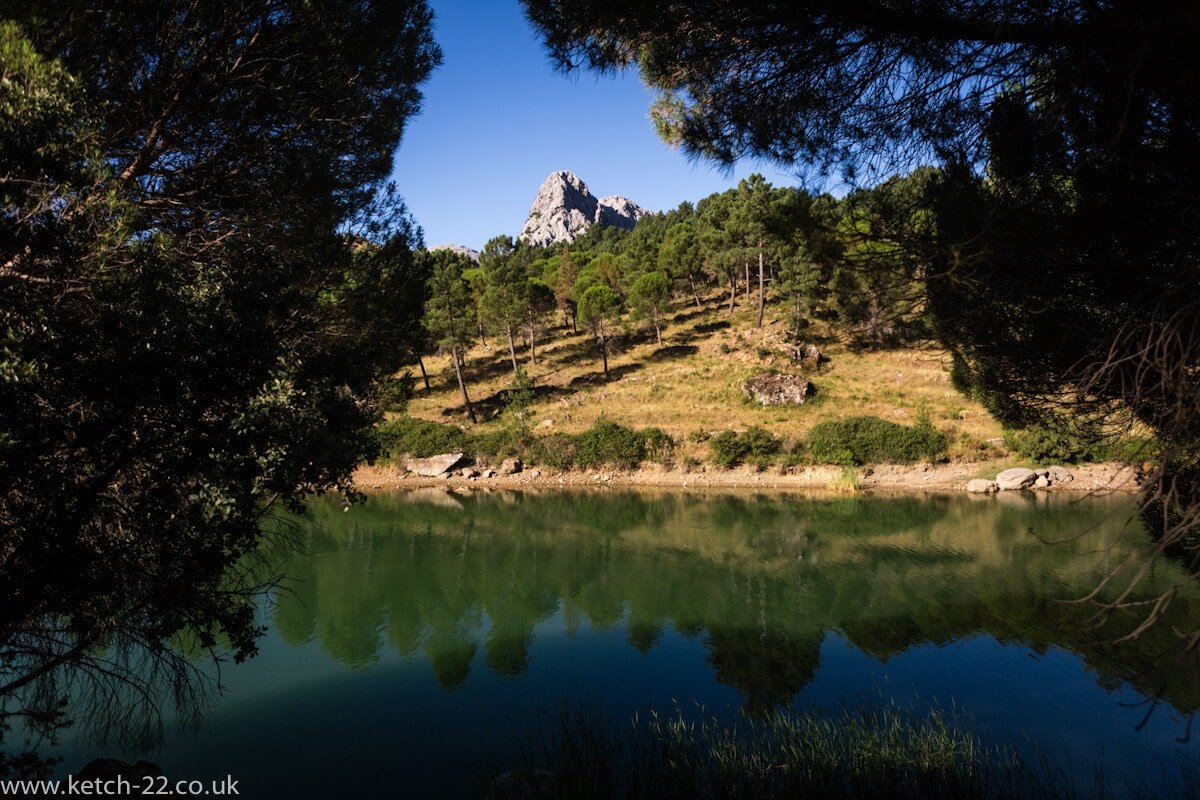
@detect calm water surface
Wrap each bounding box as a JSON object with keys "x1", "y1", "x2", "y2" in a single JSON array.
[{"x1": 51, "y1": 490, "x2": 1200, "y2": 797}]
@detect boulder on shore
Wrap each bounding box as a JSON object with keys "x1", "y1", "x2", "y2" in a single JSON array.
[
  {"x1": 996, "y1": 467, "x2": 1038, "y2": 491},
  {"x1": 405, "y1": 452, "x2": 465, "y2": 477},
  {"x1": 1047, "y1": 466, "x2": 1074, "y2": 483},
  {"x1": 742, "y1": 372, "x2": 813, "y2": 406},
  {"x1": 498, "y1": 457, "x2": 523, "y2": 475},
  {"x1": 967, "y1": 479, "x2": 999, "y2": 493}
]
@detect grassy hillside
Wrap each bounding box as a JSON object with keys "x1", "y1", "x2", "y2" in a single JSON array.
[{"x1": 402, "y1": 291, "x2": 1007, "y2": 468}]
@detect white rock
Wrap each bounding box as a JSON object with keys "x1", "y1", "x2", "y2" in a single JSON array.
[
  {"x1": 519, "y1": 171, "x2": 648, "y2": 247},
  {"x1": 1034, "y1": 475, "x2": 1051, "y2": 488},
  {"x1": 967, "y1": 479, "x2": 999, "y2": 493},
  {"x1": 405, "y1": 452, "x2": 465, "y2": 477},
  {"x1": 1047, "y1": 466, "x2": 1074, "y2": 483},
  {"x1": 996, "y1": 467, "x2": 1038, "y2": 491},
  {"x1": 427, "y1": 244, "x2": 479, "y2": 261}
]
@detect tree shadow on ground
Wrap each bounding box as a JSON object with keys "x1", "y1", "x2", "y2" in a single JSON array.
[
  {"x1": 439, "y1": 382, "x2": 572, "y2": 421},
  {"x1": 668, "y1": 305, "x2": 717, "y2": 326},
  {"x1": 693, "y1": 320, "x2": 731, "y2": 335},
  {"x1": 568, "y1": 363, "x2": 644, "y2": 387},
  {"x1": 646, "y1": 344, "x2": 699, "y2": 362}
]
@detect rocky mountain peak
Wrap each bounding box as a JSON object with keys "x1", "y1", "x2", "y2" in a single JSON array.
[{"x1": 520, "y1": 171, "x2": 648, "y2": 247}]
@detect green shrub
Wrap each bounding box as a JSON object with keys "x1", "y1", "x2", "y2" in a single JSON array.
[
  {"x1": 574, "y1": 418, "x2": 647, "y2": 469},
  {"x1": 527, "y1": 433, "x2": 577, "y2": 470},
  {"x1": 807, "y1": 416, "x2": 948, "y2": 465},
  {"x1": 1002, "y1": 417, "x2": 1151, "y2": 464},
  {"x1": 468, "y1": 426, "x2": 527, "y2": 462},
  {"x1": 374, "y1": 416, "x2": 468, "y2": 461},
  {"x1": 642, "y1": 427, "x2": 675, "y2": 464},
  {"x1": 710, "y1": 426, "x2": 783, "y2": 468}
]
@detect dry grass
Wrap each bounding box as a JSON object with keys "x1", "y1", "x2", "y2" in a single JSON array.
[{"x1": 406, "y1": 291, "x2": 1007, "y2": 464}]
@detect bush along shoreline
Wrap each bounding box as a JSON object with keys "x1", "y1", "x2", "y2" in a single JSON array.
[{"x1": 367, "y1": 413, "x2": 1141, "y2": 494}]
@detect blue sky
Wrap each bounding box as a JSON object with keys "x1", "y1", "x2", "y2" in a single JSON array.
[{"x1": 389, "y1": 0, "x2": 798, "y2": 250}]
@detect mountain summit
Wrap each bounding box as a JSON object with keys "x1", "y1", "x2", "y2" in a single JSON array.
[{"x1": 520, "y1": 170, "x2": 648, "y2": 247}]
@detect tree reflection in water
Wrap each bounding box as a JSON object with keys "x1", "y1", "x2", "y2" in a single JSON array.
[
  {"x1": 6, "y1": 489, "x2": 1199, "y2": 777},
  {"x1": 264, "y1": 490, "x2": 1200, "y2": 716}
]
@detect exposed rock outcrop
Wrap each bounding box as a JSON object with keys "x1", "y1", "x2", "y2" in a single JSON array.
[
  {"x1": 428, "y1": 244, "x2": 480, "y2": 261},
  {"x1": 404, "y1": 452, "x2": 466, "y2": 477},
  {"x1": 742, "y1": 372, "x2": 814, "y2": 405},
  {"x1": 520, "y1": 171, "x2": 648, "y2": 247}
]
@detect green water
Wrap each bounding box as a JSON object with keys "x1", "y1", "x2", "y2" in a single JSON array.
[{"x1": 54, "y1": 489, "x2": 1200, "y2": 797}]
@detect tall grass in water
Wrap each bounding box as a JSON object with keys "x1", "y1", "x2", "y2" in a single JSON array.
[{"x1": 487, "y1": 705, "x2": 1086, "y2": 800}]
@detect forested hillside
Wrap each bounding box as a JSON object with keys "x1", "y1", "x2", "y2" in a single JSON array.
[{"x1": 382, "y1": 169, "x2": 1137, "y2": 475}]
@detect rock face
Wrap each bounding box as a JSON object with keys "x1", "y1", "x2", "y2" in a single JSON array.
[
  {"x1": 405, "y1": 452, "x2": 465, "y2": 477},
  {"x1": 428, "y1": 244, "x2": 479, "y2": 261},
  {"x1": 742, "y1": 372, "x2": 814, "y2": 405},
  {"x1": 520, "y1": 171, "x2": 648, "y2": 247}
]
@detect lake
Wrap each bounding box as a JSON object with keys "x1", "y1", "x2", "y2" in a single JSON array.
[{"x1": 47, "y1": 489, "x2": 1200, "y2": 797}]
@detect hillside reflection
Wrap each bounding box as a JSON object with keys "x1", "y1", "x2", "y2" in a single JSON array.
[{"x1": 268, "y1": 490, "x2": 1200, "y2": 714}]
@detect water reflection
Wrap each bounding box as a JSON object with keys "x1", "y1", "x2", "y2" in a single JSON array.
[{"x1": 266, "y1": 490, "x2": 1200, "y2": 715}]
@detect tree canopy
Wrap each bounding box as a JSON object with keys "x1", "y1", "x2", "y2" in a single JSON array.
[{"x1": 0, "y1": 0, "x2": 439, "y2": 765}]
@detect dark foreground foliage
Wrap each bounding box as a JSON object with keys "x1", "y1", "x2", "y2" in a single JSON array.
[
  {"x1": 484, "y1": 705, "x2": 1156, "y2": 800},
  {"x1": 0, "y1": 0, "x2": 439, "y2": 776}
]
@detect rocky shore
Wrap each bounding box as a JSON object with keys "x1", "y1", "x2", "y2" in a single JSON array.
[{"x1": 353, "y1": 459, "x2": 1139, "y2": 495}]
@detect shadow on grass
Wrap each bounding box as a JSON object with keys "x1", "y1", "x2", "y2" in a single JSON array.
[
  {"x1": 646, "y1": 344, "x2": 699, "y2": 362},
  {"x1": 693, "y1": 319, "x2": 731, "y2": 335},
  {"x1": 568, "y1": 363, "x2": 643, "y2": 387},
  {"x1": 440, "y1": 383, "x2": 573, "y2": 421}
]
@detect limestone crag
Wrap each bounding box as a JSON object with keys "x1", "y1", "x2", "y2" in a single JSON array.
[
  {"x1": 520, "y1": 171, "x2": 648, "y2": 246},
  {"x1": 428, "y1": 244, "x2": 480, "y2": 261}
]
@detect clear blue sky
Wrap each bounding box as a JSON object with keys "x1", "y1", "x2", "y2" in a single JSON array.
[{"x1": 389, "y1": 0, "x2": 798, "y2": 251}]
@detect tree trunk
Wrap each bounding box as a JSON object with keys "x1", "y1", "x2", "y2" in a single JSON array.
[
  {"x1": 598, "y1": 323, "x2": 609, "y2": 377},
  {"x1": 477, "y1": 318, "x2": 487, "y2": 347},
  {"x1": 452, "y1": 346, "x2": 476, "y2": 423},
  {"x1": 571, "y1": 309, "x2": 578, "y2": 334},
  {"x1": 688, "y1": 274, "x2": 702, "y2": 309},
  {"x1": 756, "y1": 239, "x2": 765, "y2": 327},
  {"x1": 529, "y1": 321, "x2": 537, "y2": 365},
  {"x1": 654, "y1": 313, "x2": 662, "y2": 346},
  {"x1": 744, "y1": 261, "x2": 750, "y2": 298},
  {"x1": 505, "y1": 326, "x2": 518, "y2": 373},
  {"x1": 794, "y1": 293, "x2": 803, "y2": 343},
  {"x1": 728, "y1": 273, "x2": 736, "y2": 312},
  {"x1": 417, "y1": 354, "x2": 430, "y2": 391}
]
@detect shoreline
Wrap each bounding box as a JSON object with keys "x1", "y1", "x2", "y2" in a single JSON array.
[{"x1": 353, "y1": 461, "x2": 1140, "y2": 496}]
